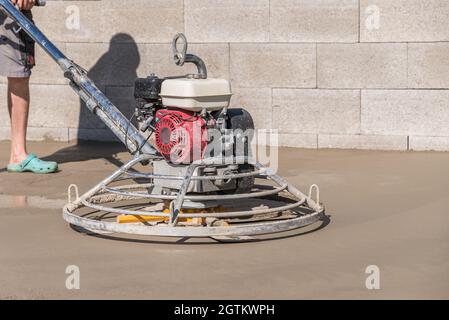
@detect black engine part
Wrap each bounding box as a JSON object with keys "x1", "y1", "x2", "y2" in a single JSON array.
[
  {"x1": 227, "y1": 108, "x2": 255, "y2": 160},
  {"x1": 134, "y1": 74, "x2": 165, "y2": 132},
  {"x1": 227, "y1": 108, "x2": 255, "y2": 193},
  {"x1": 134, "y1": 74, "x2": 164, "y2": 102}
]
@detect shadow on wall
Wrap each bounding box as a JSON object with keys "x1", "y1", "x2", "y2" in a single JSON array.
[
  {"x1": 78, "y1": 33, "x2": 140, "y2": 134},
  {"x1": 43, "y1": 33, "x2": 140, "y2": 166}
]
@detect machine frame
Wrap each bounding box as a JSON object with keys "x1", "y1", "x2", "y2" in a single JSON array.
[{"x1": 0, "y1": 0, "x2": 325, "y2": 241}]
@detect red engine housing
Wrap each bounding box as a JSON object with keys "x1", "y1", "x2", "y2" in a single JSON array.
[{"x1": 154, "y1": 109, "x2": 208, "y2": 163}]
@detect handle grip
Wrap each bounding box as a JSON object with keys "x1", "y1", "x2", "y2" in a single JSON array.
[
  {"x1": 10, "y1": 0, "x2": 45, "y2": 33},
  {"x1": 8, "y1": 0, "x2": 46, "y2": 8}
]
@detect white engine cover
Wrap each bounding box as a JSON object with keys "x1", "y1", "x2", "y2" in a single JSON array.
[{"x1": 160, "y1": 78, "x2": 232, "y2": 111}]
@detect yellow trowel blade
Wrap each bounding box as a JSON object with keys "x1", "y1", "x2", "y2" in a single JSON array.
[{"x1": 116, "y1": 214, "x2": 167, "y2": 224}]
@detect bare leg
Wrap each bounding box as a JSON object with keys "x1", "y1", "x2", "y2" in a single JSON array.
[{"x1": 7, "y1": 77, "x2": 30, "y2": 165}]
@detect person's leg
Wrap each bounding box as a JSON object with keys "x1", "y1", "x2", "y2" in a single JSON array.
[
  {"x1": 7, "y1": 76, "x2": 30, "y2": 165},
  {"x1": 2, "y1": 10, "x2": 57, "y2": 173}
]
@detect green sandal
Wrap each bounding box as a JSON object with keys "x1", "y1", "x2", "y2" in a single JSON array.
[{"x1": 7, "y1": 153, "x2": 58, "y2": 174}]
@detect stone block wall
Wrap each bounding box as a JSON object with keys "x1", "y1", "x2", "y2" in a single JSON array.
[{"x1": 1, "y1": 0, "x2": 449, "y2": 151}]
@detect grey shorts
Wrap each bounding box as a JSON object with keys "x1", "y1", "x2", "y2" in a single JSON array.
[{"x1": 0, "y1": 10, "x2": 34, "y2": 78}]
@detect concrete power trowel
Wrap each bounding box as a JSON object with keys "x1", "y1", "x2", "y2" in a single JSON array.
[{"x1": 0, "y1": 0, "x2": 326, "y2": 241}]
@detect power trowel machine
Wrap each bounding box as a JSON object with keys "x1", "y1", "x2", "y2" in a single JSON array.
[{"x1": 0, "y1": 0, "x2": 325, "y2": 241}]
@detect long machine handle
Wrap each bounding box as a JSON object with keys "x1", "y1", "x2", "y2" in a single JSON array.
[{"x1": 0, "y1": 0, "x2": 157, "y2": 156}]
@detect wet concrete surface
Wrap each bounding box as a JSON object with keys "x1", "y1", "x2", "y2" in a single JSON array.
[{"x1": 0, "y1": 141, "x2": 448, "y2": 299}]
